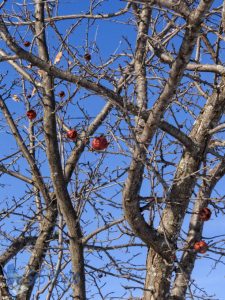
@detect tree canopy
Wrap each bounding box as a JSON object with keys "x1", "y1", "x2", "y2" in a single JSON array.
[{"x1": 0, "y1": 1, "x2": 225, "y2": 299}]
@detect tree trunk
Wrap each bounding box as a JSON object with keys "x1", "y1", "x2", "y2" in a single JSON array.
[{"x1": 144, "y1": 249, "x2": 173, "y2": 299}]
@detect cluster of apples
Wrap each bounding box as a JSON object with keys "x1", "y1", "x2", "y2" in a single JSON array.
[
  {"x1": 26, "y1": 113, "x2": 108, "y2": 151},
  {"x1": 26, "y1": 91, "x2": 66, "y2": 121},
  {"x1": 26, "y1": 89, "x2": 66, "y2": 117},
  {"x1": 66, "y1": 129, "x2": 109, "y2": 151},
  {"x1": 193, "y1": 207, "x2": 211, "y2": 254},
  {"x1": 26, "y1": 109, "x2": 109, "y2": 151},
  {"x1": 63, "y1": 129, "x2": 109, "y2": 151},
  {"x1": 27, "y1": 102, "x2": 210, "y2": 256}
]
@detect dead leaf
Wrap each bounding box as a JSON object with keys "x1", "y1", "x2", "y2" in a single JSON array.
[
  {"x1": 12, "y1": 95, "x2": 20, "y2": 102},
  {"x1": 54, "y1": 51, "x2": 63, "y2": 64},
  {"x1": 38, "y1": 69, "x2": 46, "y2": 77},
  {"x1": 31, "y1": 87, "x2": 37, "y2": 97}
]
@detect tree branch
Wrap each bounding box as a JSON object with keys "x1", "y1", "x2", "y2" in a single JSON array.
[
  {"x1": 0, "y1": 164, "x2": 36, "y2": 186},
  {"x1": 0, "y1": 236, "x2": 37, "y2": 266},
  {"x1": 0, "y1": 265, "x2": 12, "y2": 300},
  {"x1": 170, "y1": 160, "x2": 225, "y2": 299},
  {"x1": 0, "y1": 96, "x2": 51, "y2": 206},
  {"x1": 127, "y1": 0, "x2": 190, "y2": 18},
  {"x1": 123, "y1": 0, "x2": 214, "y2": 265}
]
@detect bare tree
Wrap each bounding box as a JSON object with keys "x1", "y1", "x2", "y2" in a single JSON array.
[{"x1": 0, "y1": 1, "x2": 225, "y2": 299}]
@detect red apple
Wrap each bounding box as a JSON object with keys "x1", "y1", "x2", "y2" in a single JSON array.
[
  {"x1": 26, "y1": 109, "x2": 37, "y2": 120},
  {"x1": 194, "y1": 240, "x2": 208, "y2": 254},
  {"x1": 67, "y1": 129, "x2": 77, "y2": 141},
  {"x1": 92, "y1": 136, "x2": 109, "y2": 151},
  {"x1": 24, "y1": 41, "x2": 31, "y2": 47},
  {"x1": 59, "y1": 91, "x2": 65, "y2": 98},
  {"x1": 84, "y1": 53, "x2": 91, "y2": 61},
  {"x1": 199, "y1": 207, "x2": 211, "y2": 221}
]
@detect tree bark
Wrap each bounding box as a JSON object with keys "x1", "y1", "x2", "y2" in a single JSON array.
[
  {"x1": 170, "y1": 161, "x2": 225, "y2": 299},
  {"x1": 144, "y1": 78, "x2": 225, "y2": 299},
  {"x1": 34, "y1": 2, "x2": 86, "y2": 298}
]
